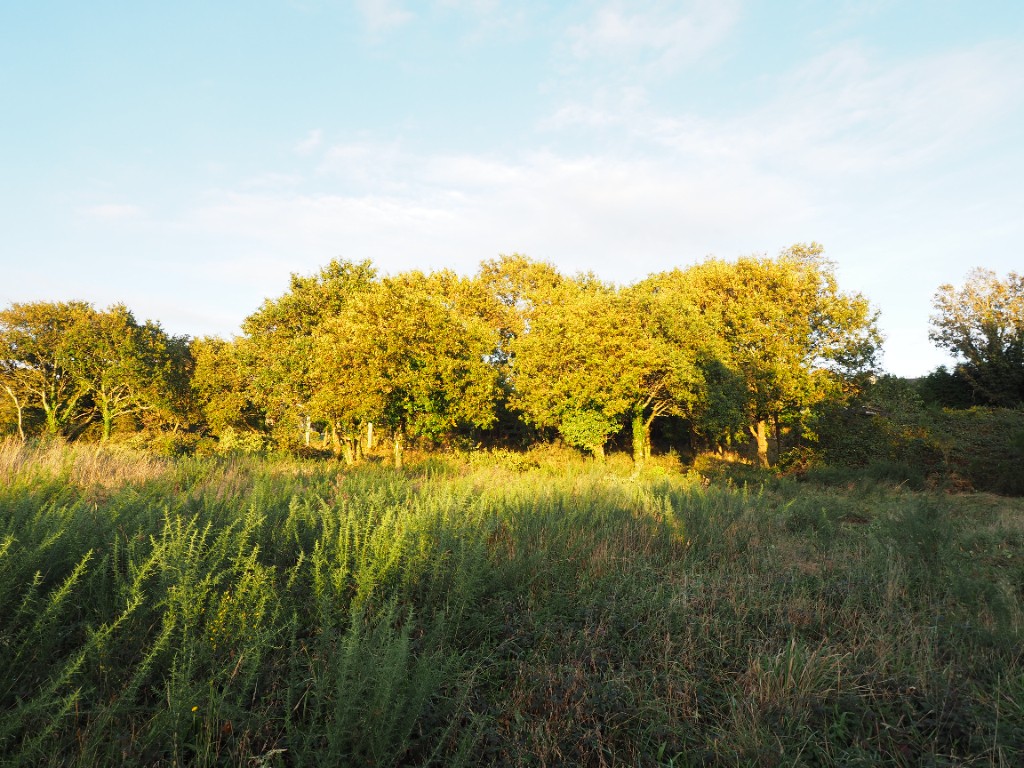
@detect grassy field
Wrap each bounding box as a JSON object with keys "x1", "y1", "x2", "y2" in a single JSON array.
[{"x1": 0, "y1": 439, "x2": 1022, "y2": 766}]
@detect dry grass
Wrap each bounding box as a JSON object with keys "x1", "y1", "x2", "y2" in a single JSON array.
[{"x1": 0, "y1": 436, "x2": 171, "y2": 489}]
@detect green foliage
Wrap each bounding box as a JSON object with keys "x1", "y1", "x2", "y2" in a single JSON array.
[
  {"x1": 557, "y1": 409, "x2": 619, "y2": 458},
  {"x1": 930, "y1": 268, "x2": 1024, "y2": 407},
  {"x1": 313, "y1": 270, "x2": 500, "y2": 465},
  {"x1": 239, "y1": 259, "x2": 378, "y2": 448},
  {"x1": 917, "y1": 364, "x2": 978, "y2": 408},
  {"x1": 190, "y1": 336, "x2": 263, "y2": 437},
  {"x1": 511, "y1": 267, "x2": 711, "y2": 464},
  {"x1": 509, "y1": 276, "x2": 629, "y2": 432},
  {"x1": 1, "y1": 247, "x2": 884, "y2": 469},
  {"x1": 648, "y1": 244, "x2": 881, "y2": 465},
  {"x1": 0, "y1": 301, "x2": 97, "y2": 437},
  {"x1": 0, "y1": 302, "x2": 188, "y2": 441},
  {"x1": 936, "y1": 408, "x2": 1024, "y2": 495},
  {"x1": 213, "y1": 426, "x2": 269, "y2": 455},
  {"x1": 810, "y1": 375, "x2": 1024, "y2": 495}
]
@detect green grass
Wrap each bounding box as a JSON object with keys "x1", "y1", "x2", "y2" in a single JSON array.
[{"x1": 0, "y1": 438, "x2": 1022, "y2": 766}]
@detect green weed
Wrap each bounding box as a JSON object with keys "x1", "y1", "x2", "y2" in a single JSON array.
[{"x1": 0, "y1": 438, "x2": 1020, "y2": 765}]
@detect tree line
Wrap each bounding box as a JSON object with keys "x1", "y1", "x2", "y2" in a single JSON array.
[{"x1": 3, "y1": 247, "x2": 1020, "y2": 466}]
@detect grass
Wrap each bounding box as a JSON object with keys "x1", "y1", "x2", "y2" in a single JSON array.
[{"x1": 0, "y1": 438, "x2": 1022, "y2": 766}]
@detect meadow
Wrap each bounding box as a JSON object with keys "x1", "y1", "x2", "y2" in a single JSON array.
[{"x1": 0, "y1": 438, "x2": 1021, "y2": 766}]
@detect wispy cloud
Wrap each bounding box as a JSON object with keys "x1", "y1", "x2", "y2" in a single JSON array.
[
  {"x1": 355, "y1": 0, "x2": 414, "y2": 34},
  {"x1": 751, "y1": 42, "x2": 1024, "y2": 174},
  {"x1": 566, "y1": 0, "x2": 740, "y2": 72},
  {"x1": 180, "y1": 34, "x2": 1023, "y2": 373},
  {"x1": 434, "y1": 0, "x2": 501, "y2": 15},
  {"x1": 82, "y1": 204, "x2": 144, "y2": 221},
  {"x1": 545, "y1": 40, "x2": 1024, "y2": 178},
  {"x1": 189, "y1": 139, "x2": 811, "y2": 286},
  {"x1": 293, "y1": 128, "x2": 323, "y2": 156},
  {"x1": 432, "y1": 0, "x2": 527, "y2": 39}
]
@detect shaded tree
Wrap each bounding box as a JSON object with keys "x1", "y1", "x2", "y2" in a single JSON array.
[
  {"x1": 929, "y1": 268, "x2": 1024, "y2": 407},
  {"x1": 916, "y1": 365, "x2": 977, "y2": 409}
]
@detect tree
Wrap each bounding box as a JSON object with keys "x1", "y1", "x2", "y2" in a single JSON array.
[
  {"x1": 190, "y1": 336, "x2": 264, "y2": 437},
  {"x1": 510, "y1": 277, "x2": 624, "y2": 460},
  {"x1": 239, "y1": 259, "x2": 377, "y2": 447},
  {"x1": 624, "y1": 274, "x2": 739, "y2": 462},
  {"x1": 476, "y1": 253, "x2": 566, "y2": 364},
  {"x1": 313, "y1": 270, "x2": 500, "y2": 467},
  {"x1": 511, "y1": 275, "x2": 706, "y2": 463},
  {"x1": 0, "y1": 370, "x2": 26, "y2": 439},
  {"x1": 0, "y1": 301, "x2": 187, "y2": 441},
  {"x1": 63, "y1": 305, "x2": 186, "y2": 441},
  {"x1": 0, "y1": 301, "x2": 95, "y2": 437},
  {"x1": 929, "y1": 268, "x2": 1024, "y2": 407},
  {"x1": 675, "y1": 244, "x2": 880, "y2": 467},
  {"x1": 916, "y1": 365, "x2": 977, "y2": 409}
]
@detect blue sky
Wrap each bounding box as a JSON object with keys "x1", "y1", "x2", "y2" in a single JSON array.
[{"x1": 2, "y1": 1, "x2": 1022, "y2": 376}]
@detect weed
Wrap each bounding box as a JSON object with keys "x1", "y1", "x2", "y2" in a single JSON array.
[{"x1": 0, "y1": 441, "x2": 1020, "y2": 765}]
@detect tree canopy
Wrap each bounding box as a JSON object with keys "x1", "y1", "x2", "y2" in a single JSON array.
[
  {"x1": 313, "y1": 270, "x2": 499, "y2": 466},
  {"x1": 0, "y1": 301, "x2": 187, "y2": 440},
  {"x1": 929, "y1": 268, "x2": 1024, "y2": 407},
  {"x1": 2, "y1": 245, "x2": 889, "y2": 467},
  {"x1": 644, "y1": 244, "x2": 880, "y2": 466}
]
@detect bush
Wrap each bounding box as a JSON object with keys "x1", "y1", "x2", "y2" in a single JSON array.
[
  {"x1": 810, "y1": 376, "x2": 1024, "y2": 496},
  {"x1": 214, "y1": 426, "x2": 269, "y2": 456},
  {"x1": 557, "y1": 410, "x2": 619, "y2": 458}
]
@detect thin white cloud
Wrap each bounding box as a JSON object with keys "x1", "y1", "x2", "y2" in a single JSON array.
[
  {"x1": 82, "y1": 204, "x2": 144, "y2": 221},
  {"x1": 545, "y1": 40, "x2": 1024, "y2": 178},
  {"x1": 111, "y1": 28, "x2": 1021, "y2": 376},
  {"x1": 754, "y1": 42, "x2": 1024, "y2": 174},
  {"x1": 434, "y1": 0, "x2": 500, "y2": 14},
  {"x1": 293, "y1": 128, "x2": 323, "y2": 156},
  {"x1": 566, "y1": 0, "x2": 740, "y2": 71},
  {"x1": 355, "y1": 0, "x2": 414, "y2": 33},
  {"x1": 432, "y1": 0, "x2": 527, "y2": 39},
  {"x1": 188, "y1": 141, "x2": 811, "y2": 287}
]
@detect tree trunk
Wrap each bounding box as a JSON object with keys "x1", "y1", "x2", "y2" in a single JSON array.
[
  {"x1": 329, "y1": 423, "x2": 342, "y2": 458},
  {"x1": 43, "y1": 400, "x2": 59, "y2": 435},
  {"x1": 101, "y1": 401, "x2": 113, "y2": 442},
  {"x1": 393, "y1": 430, "x2": 403, "y2": 470},
  {"x1": 592, "y1": 442, "x2": 605, "y2": 462},
  {"x1": 304, "y1": 415, "x2": 311, "y2": 447},
  {"x1": 3, "y1": 384, "x2": 25, "y2": 440},
  {"x1": 631, "y1": 412, "x2": 645, "y2": 465},
  {"x1": 366, "y1": 421, "x2": 374, "y2": 452},
  {"x1": 341, "y1": 438, "x2": 355, "y2": 466},
  {"x1": 749, "y1": 420, "x2": 769, "y2": 468}
]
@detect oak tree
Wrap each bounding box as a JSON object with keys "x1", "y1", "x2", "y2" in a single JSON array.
[
  {"x1": 676, "y1": 244, "x2": 880, "y2": 467},
  {"x1": 929, "y1": 268, "x2": 1024, "y2": 407},
  {"x1": 313, "y1": 270, "x2": 499, "y2": 467}
]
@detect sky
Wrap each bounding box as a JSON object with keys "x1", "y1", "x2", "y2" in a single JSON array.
[{"x1": 2, "y1": 1, "x2": 1022, "y2": 377}]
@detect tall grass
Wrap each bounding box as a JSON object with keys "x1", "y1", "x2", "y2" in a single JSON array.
[{"x1": 0, "y1": 437, "x2": 1021, "y2": 765}]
